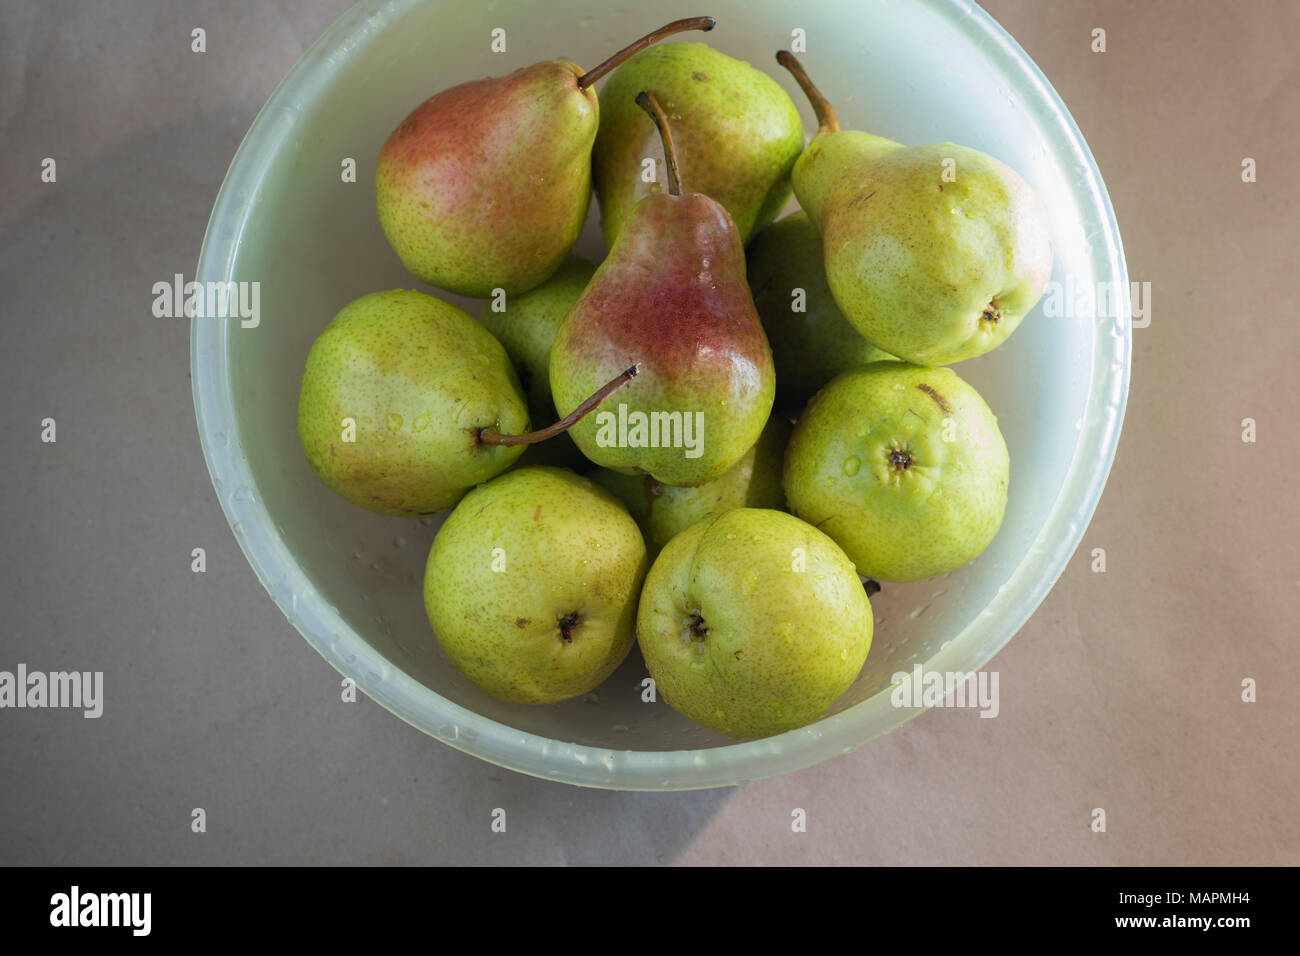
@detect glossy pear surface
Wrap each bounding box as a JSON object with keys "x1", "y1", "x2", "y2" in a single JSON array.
[
  {"x1": 297, "y1": 289, "x2": 528, "y2": 516},
  {"x1": 376, "y1": 61, "x2": 595, "y2": 298},
  {"x1": 636, "y1": 508, "x2": 872, "y2": 739},
  {"x1": 748, "y1": 211, "x2": 897, "y2": 404},
  {"x1": 593, "y1": 42, "x2": 804, "y2": 248},
  {"x1": 424, "y1": 467, "x2": 648, "y2": 705},
  {"x1": 783, "y1": 362, "x2": 1008, "y2": 581},
  {"x1": 549, "y1": 192, "x2": 775, "y2": 487}
]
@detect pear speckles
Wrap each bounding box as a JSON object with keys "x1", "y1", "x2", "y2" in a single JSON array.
[
  {"x1": 424, "y1": 467, "x2": 648, "y2": 704},
  {"x1": 637, "y1": 509, "x2": 871, "y2": 738},
  {"x1": 593, "y1": 42, "x2": 805, "y2": 248},
  {"x1": 843, "y1": 456, "x2": 861, "y2": 476},
  {"x1": 374, "y1": 44, "x2": 609, "y2": 298},
  {"x1": 297, "y1": 290, "x2": 528, "y2": 517},
  {"x1": 778, "y1": 52, "x2": 1053, "y2": 366}
]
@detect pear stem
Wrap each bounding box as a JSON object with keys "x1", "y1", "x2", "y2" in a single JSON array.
[
  {"x1": 776, "y1": 50, "x2": 840, "y2": 133},
  {"x1": 479, "y1": 365, "x2": 639, "y2": 446},
  {"x1": 577, "y1": 16, "x2": 717, "y2": 90},
  {"x1": 635, "y1": 91, "x2": 682, "y2": 196}
]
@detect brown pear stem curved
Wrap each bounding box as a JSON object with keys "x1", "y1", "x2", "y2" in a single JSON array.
[
  {"x1": 479, "y1": 365, "x2": 639, "y2": 446},
  {"x1": 577, "y1": 16, "x2": 717, "y2": 90},
  {"x1": 776, "y1": 50, "x2": 840, "y2": 133},
  {"x1": 635, "y1": 90, "x2": 682, "y2": 196}
]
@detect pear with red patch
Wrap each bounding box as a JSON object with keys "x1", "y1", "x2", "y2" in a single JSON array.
[
  {"x1": 375, "y1": 17, "x2": 715, "y2": 298},
  {"x1": 549, "y1": 91, "x2": 775, "y2": 487}
]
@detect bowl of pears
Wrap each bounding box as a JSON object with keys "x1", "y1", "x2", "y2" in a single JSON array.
[{"x1": 193, "y1": 1, "x2": 1129, "y2": 789}]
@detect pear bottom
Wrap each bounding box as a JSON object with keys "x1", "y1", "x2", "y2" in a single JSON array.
[
  {"x1": 424, "y1": 467, "x2": 648, "y2": 705},
  {"x1": 784, "y1": 363, "x2": 1009, "y2": 582},
  {"x1": 637, "y1": 509, "x2": 872, "y2": 739}
]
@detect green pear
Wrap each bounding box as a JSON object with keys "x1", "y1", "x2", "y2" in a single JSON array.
[
  {"x1": 478, "y1": 257, "x2": 597, "y2": 471},
  {"x1": 589, "y1": 414, "x2": 791, "y2": 556},
  {"x1": 376, "y1": 17, "x2": 715, "y2": 298},
  {"x1": 424, "y1": 467, "x2": 649, "y2": 705},
  {"x1": 783, "y1": 362, "x2": 1009, "y2": 582},
  {"x1": 593, "y1": 42, "x2": 805, "y2": 249},
  {"x1": 748, "y1": 211, "x2": 898, "y2": 405},
  {"x1": 777, "y1": 52, "x2": 1053, "y2": 366},
  {"x1": 297, "y1": 289, "x2": 529, "y2": 516},
  {"x1": 550, "y1": 92, "x2": 776, "y2": 487},
  {"x1": 637, "y1": 508, "x2": 872, "y2": 738}
]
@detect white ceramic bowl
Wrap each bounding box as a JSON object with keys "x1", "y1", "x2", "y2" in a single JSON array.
[{"x1": 192, "y1": 0, "x2": 1129, "y2": 789}]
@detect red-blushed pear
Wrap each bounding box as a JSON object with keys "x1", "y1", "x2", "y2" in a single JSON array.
[
  {"x1": 375, "y1": 17, "x2": 715, "y2": 298},
  {"x1": 549, "y1": 91, "x2": 775, "y2": 488}
]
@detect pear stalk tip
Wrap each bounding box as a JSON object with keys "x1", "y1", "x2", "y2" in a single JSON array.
[
  {"x1": 776, "y1": 50, "x2": 840, "y2": 133},
  {"x1": 577, "y1": 16, "x2": 717, "y2": 90}
]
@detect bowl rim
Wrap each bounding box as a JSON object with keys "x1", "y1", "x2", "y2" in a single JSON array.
[{"x1": 192, "y1": 0, "x2": 1131, "y2": 790}]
